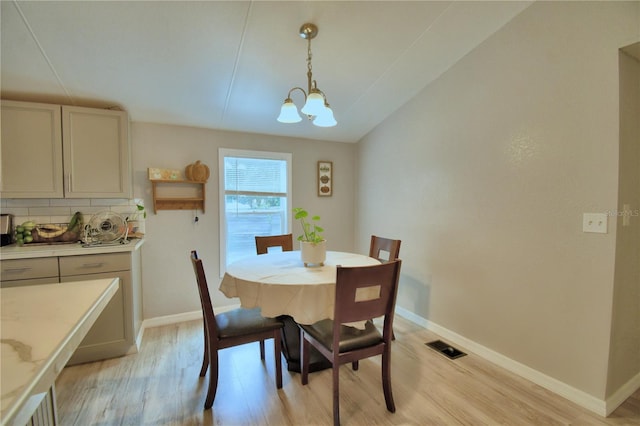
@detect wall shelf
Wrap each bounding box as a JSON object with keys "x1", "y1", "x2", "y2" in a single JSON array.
[{"x1": 150, "y1": 179, "x2": 206, "y2": 214}]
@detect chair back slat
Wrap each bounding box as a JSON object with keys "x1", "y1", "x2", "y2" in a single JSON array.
[
  {"x1": 333, "y1": 260, "x2": 402, "y2": 327},
  {"x1": 369, "y1": 235, "x2": 401, "y2": 263},
  {"x1": 255, "y1": 233, "x2": 294, "y2": 254},
  {"x1": 190, "y1": 250, "x2": 219, "y2": 340}
]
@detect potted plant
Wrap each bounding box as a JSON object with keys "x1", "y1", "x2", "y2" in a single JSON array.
[
  {"x1": 293, "y1": 207, "x2": 326, "y2": 266},
  {"x1": 126, "y1": 203, "x2": 146, "y2": 238}
]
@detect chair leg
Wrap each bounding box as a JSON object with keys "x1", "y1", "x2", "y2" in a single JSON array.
[
  {"x1": 301, "y1": 331, "x2": 310, "y2": 385},
  {"x1": 260, "y1": 339, "x2": 266, "y2": 360},
  {"x1": 274, "y1": 330, "x2": 283, "y2": 389},
  {"x1": 381, "y1": 345, "x2": 396, "y2": 413},
  {"x1": 332, "y1": 362, "x2": 341, "y2": 426},
  {"x1": 352, "y1": 361, "x2": 359, "y2": 370},
  {"x1": 204, "y1": 350, "x2": 219, "y2": 409},
  {"x1": 199, "y1": 326, "x2": 209, "y2": 377}
]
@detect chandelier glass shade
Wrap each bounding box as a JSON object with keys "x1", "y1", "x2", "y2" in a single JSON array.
[
  {"x1": 277, "y1": 98, "x2": 302, "y2": 123},
  {"x1": 277, "y1": 23, "x2": 337, "y2": 127}
]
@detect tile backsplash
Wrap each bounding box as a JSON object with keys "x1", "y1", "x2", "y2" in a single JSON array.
[{"x1": 0, "y1": 197, "x2": 146, "y2": 227}]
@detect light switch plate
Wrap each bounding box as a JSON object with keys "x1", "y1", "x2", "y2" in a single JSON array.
[{"x1": 583, "y1": 213, "x2": 607, "y2": 233}]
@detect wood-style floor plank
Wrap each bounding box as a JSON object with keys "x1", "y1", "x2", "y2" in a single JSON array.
[{"x1": 55, "y1": 317, "x2": 640, "y2": 425}]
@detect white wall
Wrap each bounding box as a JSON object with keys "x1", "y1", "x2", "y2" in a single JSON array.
[
  {"x1": 131, "y1": 123, "x2": 357, "y2": 319},
  {"x1": 356, "y1": 0, "x2": 639, "y2": 403},
  {"x1": 607, "y1": 45, "x2": 640, "y2": 397}
]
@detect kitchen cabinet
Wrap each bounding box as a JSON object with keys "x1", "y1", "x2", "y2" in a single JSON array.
[
  {"x1": 60, "y1": 251, "x2": 142, "y2": 365},
  {"x1": 0, "y1": 101, "x2": 63, "y2": 198},
  {"x1": 0, "y1": 245, "x2": 143, "y2": 365},
  {"x1": 0, "y1": 100, "x2": 131, "y2": 199}
]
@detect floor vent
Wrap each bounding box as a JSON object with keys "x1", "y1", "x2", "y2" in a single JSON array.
[{"x1": 426, "y1": 340, "x2": 467, "y2": 360}]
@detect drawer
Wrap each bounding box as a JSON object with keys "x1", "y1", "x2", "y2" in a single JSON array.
[
  {"x1": 59, "y1": 252, "x2": 130, "y2": 276},
  {"x1": 1, "y1": 277, "x2": 60, "y2": 288},
  {"x1": 0, "y1": 257, "x2": 59, "y2": 281}
]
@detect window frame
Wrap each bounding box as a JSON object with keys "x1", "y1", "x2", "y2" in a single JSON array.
[{"x1": 218, "y1": 148, "x2": 292, "y2": 274}]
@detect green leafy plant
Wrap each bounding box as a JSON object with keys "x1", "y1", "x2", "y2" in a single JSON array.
[
  {"x1": 293, "y1": 207, "x2": 324, "y2": 243},
  {"x1": 136, "y1": 203, "x2": 147, "y2": 219},
  {"x1": 126, "y1": 203, "x2": 146, "y2": 222}
]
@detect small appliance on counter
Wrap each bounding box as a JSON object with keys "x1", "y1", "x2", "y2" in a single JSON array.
[
  {"x1": 82, "y1": 211, "x2": 130, "y2": 247},
  {"x1": 1, "y1": 214, "x2": 13, "y2": 246}
]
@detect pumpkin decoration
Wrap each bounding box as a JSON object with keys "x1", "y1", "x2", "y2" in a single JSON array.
[{"x1": 185, "y1": 161, "x2": 210, "y2": 182}]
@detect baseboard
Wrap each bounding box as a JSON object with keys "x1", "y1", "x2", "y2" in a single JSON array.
[
  {"x1": 606, "y1": 371, "x2": 640, "y2": 416},
  {"x1": 140, "y1": 304, "x2": 241, "y2": 339},
  {"x1": 142, "y1": 310, "x2": 203, "y2": 330},
  {"x1": 394, "y1": 306, "x2": 611, "y2": 417}
]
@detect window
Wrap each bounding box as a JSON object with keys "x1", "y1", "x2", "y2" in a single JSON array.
[{"x1": 219, "y1": 148, "x2": 292, "y2": 271}]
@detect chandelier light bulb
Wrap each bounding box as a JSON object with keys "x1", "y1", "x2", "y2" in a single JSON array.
[
  {"x1": 313, "y1": 104, "x2": 337, "y2": 127},
  {"x1": 301, "y1": 91, "x2": 325, "y2": 116},
  {"x1": 277, "y1": 99, "x2": 302, "y2": 123}
]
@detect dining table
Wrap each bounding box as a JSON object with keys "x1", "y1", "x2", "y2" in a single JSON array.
[{"x1": 219, "y1": 250, "x2": 380, "y2": 372}]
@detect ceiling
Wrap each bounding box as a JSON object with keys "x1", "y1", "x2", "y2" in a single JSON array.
[{"x1": 1, "y1": 1, "x2": 532, "y2": 143}]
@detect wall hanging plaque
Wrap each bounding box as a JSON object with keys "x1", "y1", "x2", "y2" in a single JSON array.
[{"x1": 318, "y1": 161, "x2": 333, "y2": 197}]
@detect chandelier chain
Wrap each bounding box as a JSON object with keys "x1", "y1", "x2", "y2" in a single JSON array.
[{"x1": 306, "y1": 37, "x2": 314, "y2": 93}]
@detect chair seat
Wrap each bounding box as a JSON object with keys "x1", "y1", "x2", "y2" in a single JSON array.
[
  {"x1": 217, "y1": 307, "x2": 283, "y2": 339},
  {"x1": 300, "y1": 319, "x2": 382, "y2": 353}
]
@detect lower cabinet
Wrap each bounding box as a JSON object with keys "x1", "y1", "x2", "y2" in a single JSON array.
[
  {"x1": 60, "y1": 252, "x2": 137, "y2": 365},
  {"x1": 0, "y1": 249, "x2": 142, "y2": 365},
  {"x1": 59, "y1": 251, "x2": 141, "y2": 365}
]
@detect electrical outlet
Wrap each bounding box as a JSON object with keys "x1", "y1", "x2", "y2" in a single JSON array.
[{"x1": 583, "y1": 213, "x2": 607, "y2": 234}]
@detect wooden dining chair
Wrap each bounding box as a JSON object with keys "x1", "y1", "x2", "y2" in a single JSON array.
[
  {"x1": 300, "y1": 260, "x2": 402, "y2": 426},
  {"x1": 369, "y1": 235, "x2": 401, "y2": 340},
  {"x1": 255, "y1": 233, "x2": 294, "y2": 255},
  {"x1": 190, "y1": 250, "x2": 283, "y2": 409},
  {"x1": 369, "y1": 235, "x2": 401, "y2": 263}
]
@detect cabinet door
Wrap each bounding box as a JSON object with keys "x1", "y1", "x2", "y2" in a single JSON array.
[
  {"x1": 62, "y1": 106, "x2": 131, "y2": 198},
  {"x1": 62, "y1": 270, "x2": 133, "y2": 365},
  {"x1": 0, "y1": 100, "x2": 64, "y2": 198},
  {"x1": 59, "y1": 252, "x2": 134, "y2": 364}
]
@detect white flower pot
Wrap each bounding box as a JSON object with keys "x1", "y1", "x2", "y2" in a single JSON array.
[{"x1": 300, "y1": 240, "x2": 326, "y2": 267}]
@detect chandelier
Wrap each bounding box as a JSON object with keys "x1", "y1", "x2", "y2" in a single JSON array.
[{"x1": 277, "y1": 23, "x2": 337, "y2": 127}]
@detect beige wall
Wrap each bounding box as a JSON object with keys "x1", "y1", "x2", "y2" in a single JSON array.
[
  {"x1": 356, "y1": 1, "x2": 639, "y2": 402},
  {"x1": 131, "y1": 123, "x2": 357, "y2": 319},
  {"x1": 608, "y1": 46, "x2": 640, "y2": 396}
]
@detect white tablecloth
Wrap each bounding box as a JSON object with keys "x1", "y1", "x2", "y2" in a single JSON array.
[{"x1": 219, "y1": 251, "x2": 380, "y2": 325}]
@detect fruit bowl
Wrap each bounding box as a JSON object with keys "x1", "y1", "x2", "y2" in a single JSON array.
[
  {"x1": 13, "y1": 213, "x2": 83, "y2": 245},
  {"x1": 29, "y1": 223, "x2": 82, "y2": 244}
]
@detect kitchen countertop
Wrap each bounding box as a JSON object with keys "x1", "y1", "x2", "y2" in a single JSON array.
[
  {"x1": 0, "y1": 238, "x2": 144, "y2": 260},
  {"x1": 0, "y1": 278, "x2": 119, "y2": 426}
]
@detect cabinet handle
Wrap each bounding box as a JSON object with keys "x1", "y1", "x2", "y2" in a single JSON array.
[
  {"x1": 4, "y1": 267, "x2": 31, "y2": 274},
  {"x1": 81, "y1": 262, "x2": 105, "y2": 269}
]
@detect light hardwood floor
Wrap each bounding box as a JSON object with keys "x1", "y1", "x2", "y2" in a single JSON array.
[{"x1": 55, "y1": 317, "x2": 640, "y2": 425}]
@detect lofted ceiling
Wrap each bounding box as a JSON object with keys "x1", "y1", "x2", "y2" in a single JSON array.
[{"x1": 1, "y1": 1, "x2": 532, "y2": 143}]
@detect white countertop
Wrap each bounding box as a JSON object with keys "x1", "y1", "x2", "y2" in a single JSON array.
[
  {"x1": 0, "y1": 238, "x2": 144, "y2": 260},
  {"x1": 0, "y1": 278, "x2": 119, "y2": 425}
]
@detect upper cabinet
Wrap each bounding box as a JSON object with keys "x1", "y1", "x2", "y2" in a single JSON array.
[
  {"x1": 1, "y1": 101, "x2": 64, "y2": 198},
  {"x1": 1, "y1": 100, "x2": 131, "y2": 199}
]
